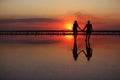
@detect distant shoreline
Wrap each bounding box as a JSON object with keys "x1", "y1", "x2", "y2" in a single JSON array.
[{"x1": 0, "y1": 30, "x2": 120, "y2": 36}]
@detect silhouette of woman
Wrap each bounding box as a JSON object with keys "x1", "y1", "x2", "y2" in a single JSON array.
[
  {"x1": 72, "y1": 36, "x2": 84, "y2": 61},
  {"x1": 83, "y1": 20, "x2": 93, "y2": 41},
  {"x1": 72, "y1": 37, "x2": 78, "y2": 61},
  {"x1": 73, "y1": 20, "x2": 81, "y2": 39}
]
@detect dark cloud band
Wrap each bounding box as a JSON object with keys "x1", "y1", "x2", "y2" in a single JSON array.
[{"x1": 0, "y1": 18, "x2": 61, "y2": 23}]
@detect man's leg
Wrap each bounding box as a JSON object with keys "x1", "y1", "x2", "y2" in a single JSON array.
[{"x1": 85, "y1": 34, "x2": 87, "y2": 41}]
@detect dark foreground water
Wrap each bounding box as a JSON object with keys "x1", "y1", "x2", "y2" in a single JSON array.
[{"x1": 0, "y1": 35, "x2": 120, "y2": 80}]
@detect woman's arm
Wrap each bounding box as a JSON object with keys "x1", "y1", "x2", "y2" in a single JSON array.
[{"x1": 91, "y1": 24, "x2": 93, "y2": 31}]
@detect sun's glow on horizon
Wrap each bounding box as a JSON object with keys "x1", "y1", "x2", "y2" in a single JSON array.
[{"x1": 65, "y1": 23, "x2": 73, "y2": 30}]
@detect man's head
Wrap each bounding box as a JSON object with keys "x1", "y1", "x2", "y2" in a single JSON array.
[{"x1": 87, "y1": 20, "x2": 90, "y2": 24}]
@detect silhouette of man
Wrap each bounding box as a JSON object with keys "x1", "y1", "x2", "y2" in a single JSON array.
[
  {"x1": 83, "y1": 20, "x2": 93, "y2": 41},
  {"x1": 73, "y1": 20, "x2": 81, "y2": 38},
  {"x1": 82, "y1": 39, "x2": 93, "y2": 61},
  {"x1": 85, "y1": 40, "x2": 92, "y2": 61}
]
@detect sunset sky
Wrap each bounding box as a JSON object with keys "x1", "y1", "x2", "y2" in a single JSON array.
[{"x1": 0, "y1": 0, "x2": 120, "y2": 30}]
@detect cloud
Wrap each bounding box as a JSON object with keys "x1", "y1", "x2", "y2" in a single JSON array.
[
  {"x1": 0, "y1": 18, "x2": 61, "y2": 24},
  {"x1": 0, "y1": 12, "x2": 120, "y2": 30}
]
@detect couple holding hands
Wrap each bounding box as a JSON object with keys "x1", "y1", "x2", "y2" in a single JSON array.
[{"x1": 73, "y1": 20, "x2": 93, "y2": 41}]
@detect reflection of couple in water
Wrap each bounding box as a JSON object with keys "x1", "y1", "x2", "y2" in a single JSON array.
[{"x1": 72, "y1": 20, "x2": 93, "y2": 61}]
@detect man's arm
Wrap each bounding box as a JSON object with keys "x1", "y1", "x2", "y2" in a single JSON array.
[{"x1": 83, "y1": 25, "x2": 87, "y2": 31}]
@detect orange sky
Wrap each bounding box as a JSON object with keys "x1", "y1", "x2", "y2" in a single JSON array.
[
  {"x1": 0, "y1": 0, "x2": 120, "y2": 30},
  {"x1": 0, "y1": 13, "x2": 120, "y2": 30}
]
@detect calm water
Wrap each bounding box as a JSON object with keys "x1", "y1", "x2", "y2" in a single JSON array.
[{"x1": 0, "y1": 35, "x2": 120, "y2": 80}]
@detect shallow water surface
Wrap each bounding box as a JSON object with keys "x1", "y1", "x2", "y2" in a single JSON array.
[{"x1": 0, "y1": 35, "x2": 120, "y2": 80}]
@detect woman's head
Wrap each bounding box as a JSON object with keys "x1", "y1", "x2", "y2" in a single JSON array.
[{"x1": 74, "y1": 20, "x2": 77, "y2": 24}]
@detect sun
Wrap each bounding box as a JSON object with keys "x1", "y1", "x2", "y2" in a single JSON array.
[
  {"x1": 65, "y1": 23, "x2": 73, "y2": 30},
  {"x1": 68, "y1": 26, "x2": 72, "y2": 30}
]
